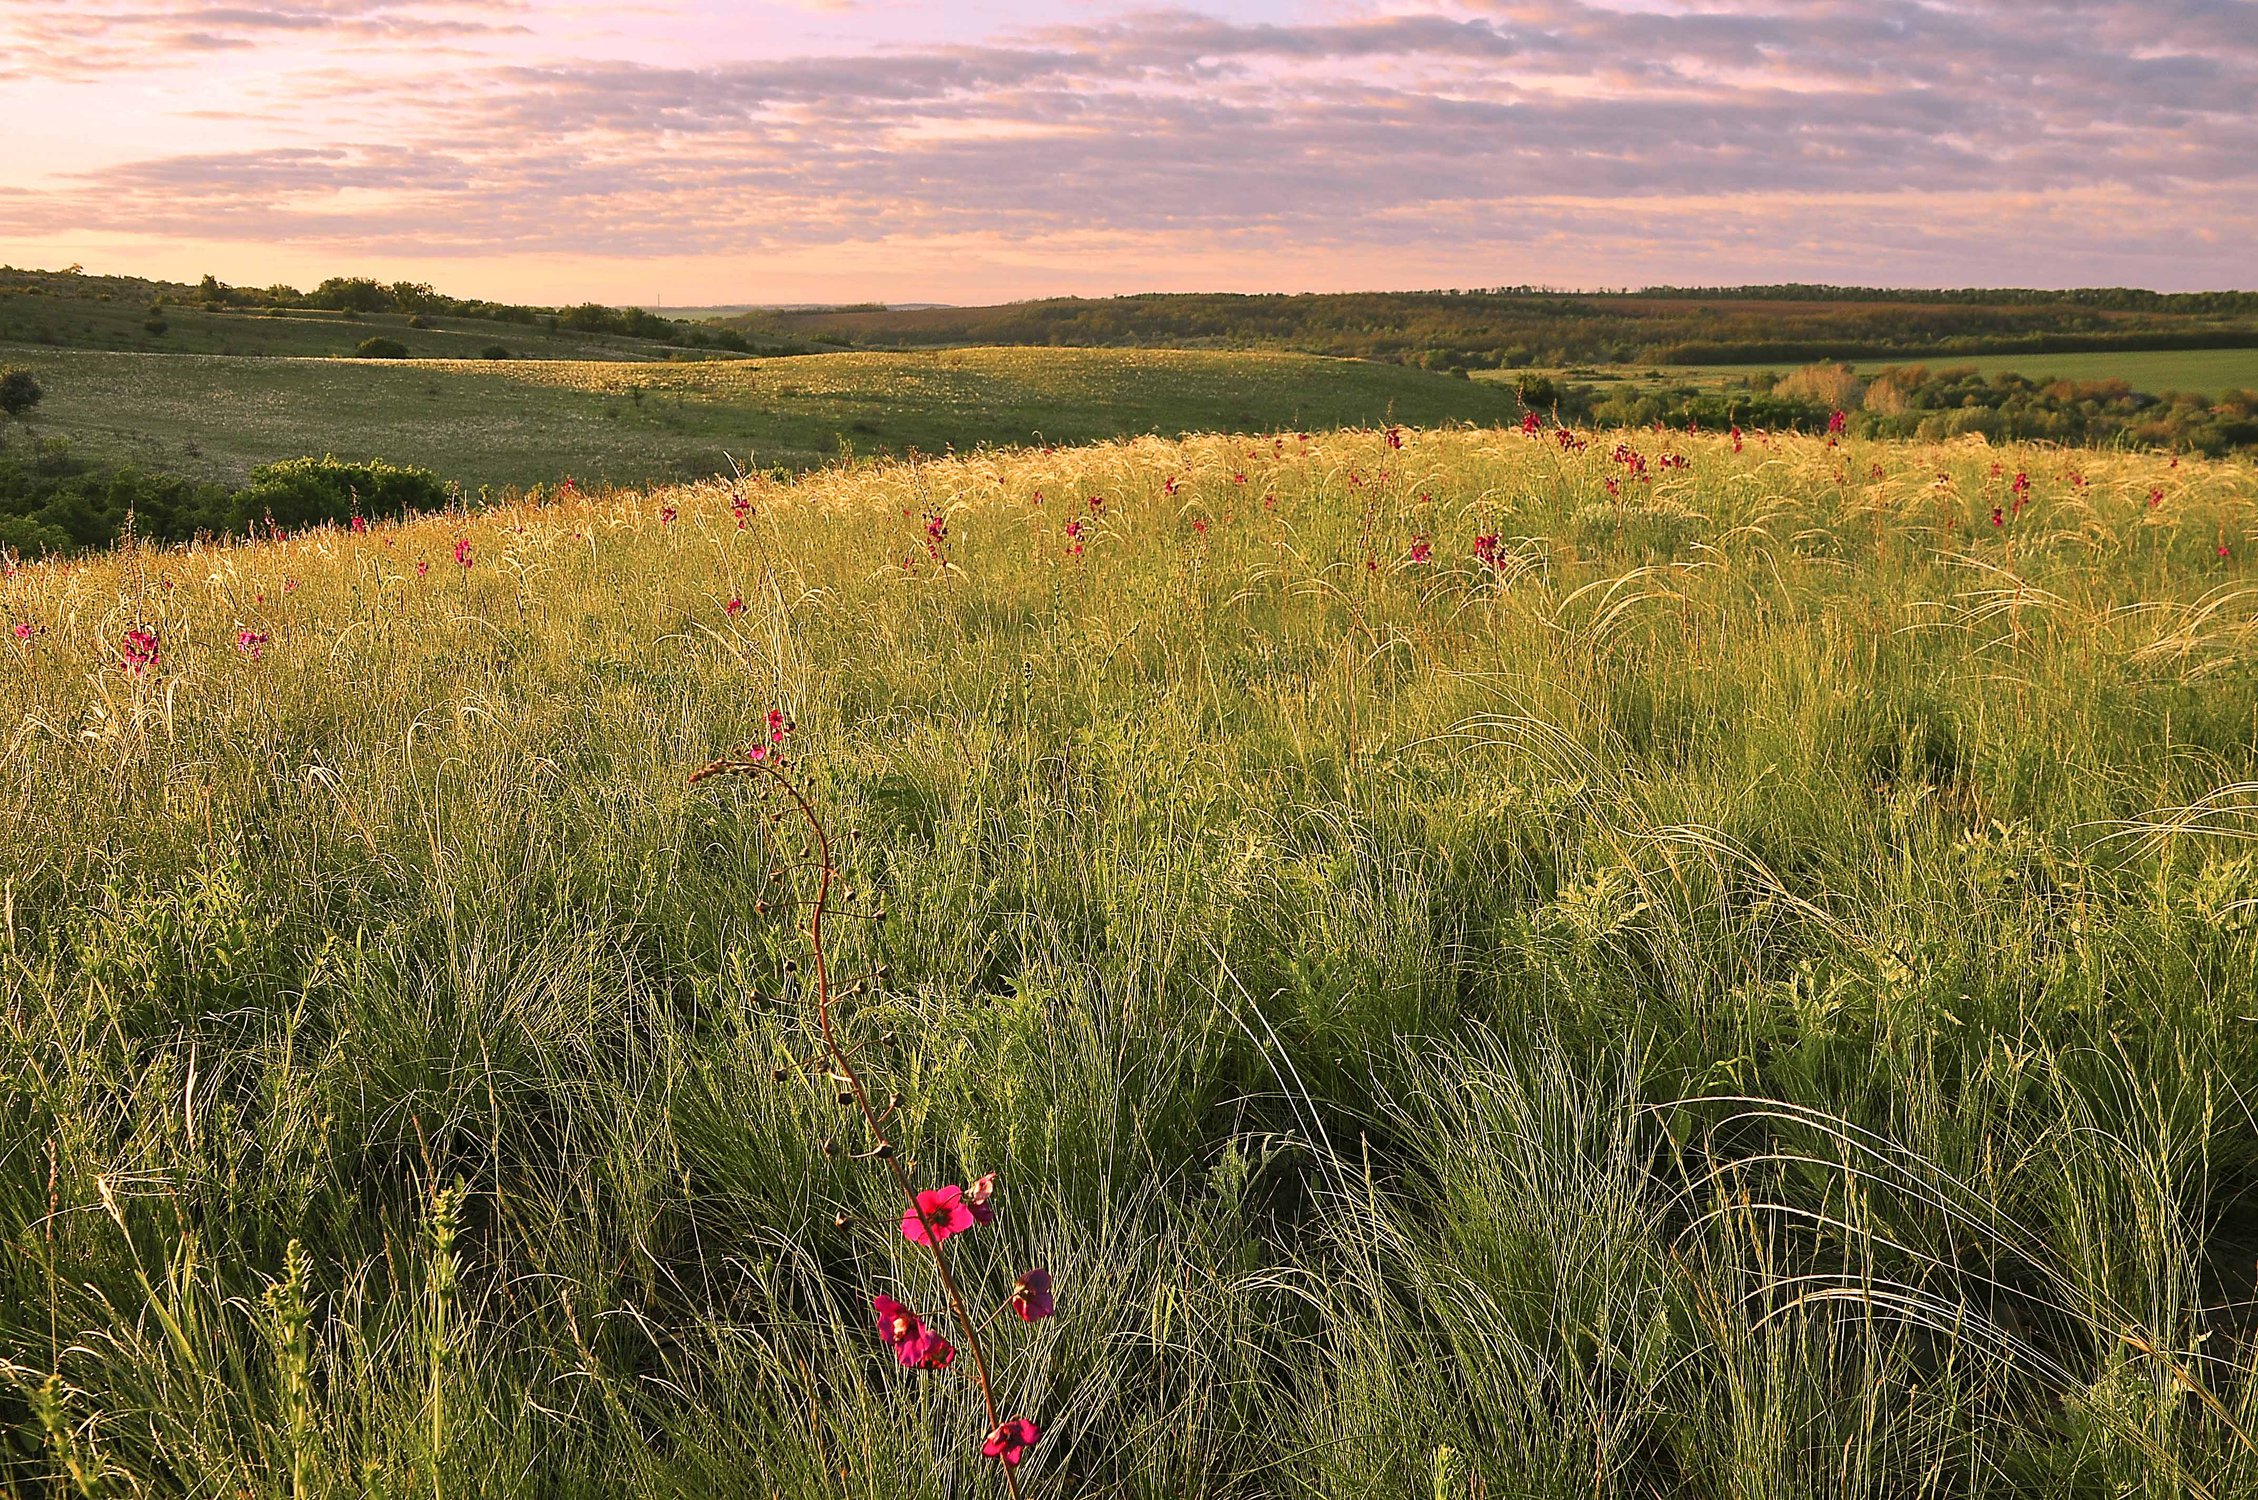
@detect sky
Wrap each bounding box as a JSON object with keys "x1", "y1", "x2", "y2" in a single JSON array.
[{"x1": 0, "y1": 0, "x2": 2253, "y2": 306}]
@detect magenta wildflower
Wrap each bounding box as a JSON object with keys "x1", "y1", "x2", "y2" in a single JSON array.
[
  {"x1": 982, "y1": 1418, "x2": 1040, "y2": 1467},
  {"x1": 902, "y1": 1184, "x2": 976, "y2": 1245},
  {"x1": 121, "y1": 627, "x2": 161, "y2": 676},
  {"x1": 660, "y1": 504, "x2": 678, "y2": 524},
  {"x1": 417, "y1": 560, "x2": 430, "y2": 579},
  {"x1": 872, "y1": 1294, "x2": 957, "y2": 1371},
  {"x1": 350, "y1": 514, "x2": 368, "y2": 534},
  {"x1": 1011, "y1": 1268, "x2": 1054, "y2": 1321},
  {"x1": 1827, "y1": 409, "x2": 1847, "y2": 435},
  {"x1": 10, "y1": 621, "x2": 30, "y2": 642},
  {"x1": 1474, "y1": 532, "x2": 1501, "y2": 568},
  {"x1": 1407, "y1": 536, "x2": 1432, "y2": 563},
  {"x1": 236, "y1": 629, "x2": 269, "y2": 659},
  {"x1": 966, "y1": 1171, "x2": 998, "y2": 1225},
  {"x1": 454, "y1": 538, "x2": 473, "y2": 569},
  {"x1": 726, "y1": 596, "x2": 745, "y2": 618}
]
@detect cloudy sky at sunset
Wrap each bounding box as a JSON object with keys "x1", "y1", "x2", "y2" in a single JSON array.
[{"x1": 2, "y1": 0, "x2": 2252, "y2": 305}]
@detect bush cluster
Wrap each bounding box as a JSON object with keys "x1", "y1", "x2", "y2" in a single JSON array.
[{"x1": 0, "y1": 442, "x2": 448, "y2": 556}]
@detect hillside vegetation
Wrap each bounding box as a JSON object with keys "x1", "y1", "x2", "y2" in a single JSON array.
[
  {"x1": 0, "y1": 345, "x2": 1514, "y2": 512},
  {"x1": 5, "y1": 423, "x2": 2258, "y2": 1495},
  {"x1": 732, "y1": 286, "x2": 2258, "y2": 370},
  {"x1": 0, "y1": 267, "x2": 784, "y2": 361}
]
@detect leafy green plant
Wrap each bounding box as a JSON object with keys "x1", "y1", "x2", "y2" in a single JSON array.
[{"x1": 0, "y1": 365, "x2": 40, "y2": 418}]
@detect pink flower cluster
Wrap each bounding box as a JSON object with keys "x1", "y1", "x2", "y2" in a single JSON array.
[
  {"x1": 879, "y1": 1170, "x2": 1050, "y2": 1469},
  {"x1": 747, "y1": 708, "x2": 790, "y2": 761},
  {"x1": 120, "y1": 627, "x2": 161, "y2": 676}
]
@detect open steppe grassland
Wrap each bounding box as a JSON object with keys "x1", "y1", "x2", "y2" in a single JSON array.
[
  {"x1": 7, "y1": 423, "x2": 2258, "y2": 1496},
  {"x1": 0, "y1": 345, "x2": 1513, "y2": 489}
]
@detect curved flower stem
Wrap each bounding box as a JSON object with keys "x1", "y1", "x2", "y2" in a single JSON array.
[{"x1": 692, "y1": 750, "x2": 1026, "y2": 1499}]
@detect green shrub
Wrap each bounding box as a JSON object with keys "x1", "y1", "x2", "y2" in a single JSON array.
[
  {"x1": 0, "y1": 366, "x2": 40, "y2": 417},
  {"x1": 233, "y1": 455, "x2": 446, "y2": 532},
  {"x1": 0, "y1": 439, "x2": 233, "y2": 551},
  {"x1": 479, "y1": 344, "x2": 511, "y2": 361},
  {"x1": 353, "y1": 336, "x2": 410, "y2": 360}
]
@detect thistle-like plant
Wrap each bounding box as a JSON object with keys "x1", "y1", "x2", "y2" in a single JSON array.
[{"x1": 691, "y1": 716, "x2": 1051, "y2": 1492}]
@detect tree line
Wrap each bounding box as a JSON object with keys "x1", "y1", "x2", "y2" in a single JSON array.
[{"x1": 731, "y1": 289, "x2": 2258, "y2": 371}]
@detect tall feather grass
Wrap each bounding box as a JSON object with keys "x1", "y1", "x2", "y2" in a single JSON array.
[{"x1": 2, "y1": 425, "x2": 2256, "y2": 1494}]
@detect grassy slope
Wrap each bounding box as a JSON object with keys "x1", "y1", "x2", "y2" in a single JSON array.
[
  {"x1": 1835, "y1": 345, "x2": 2258, "y2": 391},
  {"x1": 0, "y1": 345, "x2": 1515, "y2": 488},
  {"x1": 5, "y1": 426, "x2": 2258, "y2": 1495},
  {"x1": 0, "y1": 286, "x2": 717, "y2": 362},
  {"x1": 1481, "y1": 346, "x2": 2258, "y2": 399}
]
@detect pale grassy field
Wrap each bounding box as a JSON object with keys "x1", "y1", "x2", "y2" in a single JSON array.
[{"x1": 6, "y1": 423, "x2": 2258, "y2": 1496}]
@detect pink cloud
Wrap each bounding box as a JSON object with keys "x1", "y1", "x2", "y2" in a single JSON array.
[{"x1": 0, "y1": 1, "x2": 2252, "y2": 299}]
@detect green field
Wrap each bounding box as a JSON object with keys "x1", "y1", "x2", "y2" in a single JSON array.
[
  {"x1": 6, "y1": 425, "x2": 2258, "y2": 1494},
  {"x1": 1486, "y1": 346, "x2": 2258, "y2": 398},
  {"x1": 0, "y1": 344, "x2": 1516, "y2": 488},
  {"x1": 1837, "y1": 346, "x2": 2258, "y2": 391}
]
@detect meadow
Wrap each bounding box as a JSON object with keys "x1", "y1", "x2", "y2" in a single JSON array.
[
  {"x1": 1484, "y1": 346, "x2": 2258, "y2": 401},
  {"x1": 0, "y1": 346, "x2": 1514, "y2": 490},
  {"x1": 6, "y1": 421, "x2": 2258, "y2": 1496}
]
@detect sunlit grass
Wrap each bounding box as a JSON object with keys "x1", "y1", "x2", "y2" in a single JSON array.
[{"x1": 4, "y1": 424, "x2": 2258, "y2": 1495}]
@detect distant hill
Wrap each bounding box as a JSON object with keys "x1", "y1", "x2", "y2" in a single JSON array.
[
  {"x1": 0, "y1": 266, "x2": 811, "y2": 362},
  {"x1": 723, "y1": 286, "x2": 2258, "y2": 373}
]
